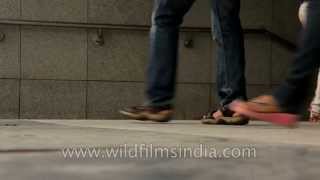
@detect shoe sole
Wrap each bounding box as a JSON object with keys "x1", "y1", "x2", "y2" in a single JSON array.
[
  {"x1": 119, "y1": 110, "x2": 173, "y2": 122},
  {"x1": 202, "y1": 117, "x2": 249, "y2": 125},
  {"x1": 201, "y1": 118, "x2": 223, "y2": 125},
  {"x1": 219, "y1": 117, "x2": 250, "y2": 125}
]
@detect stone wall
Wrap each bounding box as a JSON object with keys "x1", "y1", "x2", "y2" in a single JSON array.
[{"x1": 0, "y1": 0, "x2": 300, "y2": 119}]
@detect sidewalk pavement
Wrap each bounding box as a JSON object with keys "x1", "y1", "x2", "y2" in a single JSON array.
[{"x1": 0, "y1": 120, "x2": 319, "y2": 180}]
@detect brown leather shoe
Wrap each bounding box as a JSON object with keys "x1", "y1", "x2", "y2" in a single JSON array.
[{"x1": 119, "y1": 105, "x2": 174, "y2": 122}]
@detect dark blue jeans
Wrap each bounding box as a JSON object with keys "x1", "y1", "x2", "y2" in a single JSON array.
[
  {"x1": 274, "y1": 0, "x2": 320, "y2": 113},
  {"x1": 146, "y1": 0, "x2": 246, "y2": 108}
]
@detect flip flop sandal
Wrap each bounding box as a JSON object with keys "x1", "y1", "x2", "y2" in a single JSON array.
[
  {"x1": 201, "y1": 108, "x2": 249, "y2": 125},
  {"x1": 219, "y1": 116, "x2": 250, "y2": 125},
  {"x1": 201, "y1": 110, "x2": 224, "y2": 124},
  {"x1": 230, "y1": 101, "x2": 298, "y2": 128}
]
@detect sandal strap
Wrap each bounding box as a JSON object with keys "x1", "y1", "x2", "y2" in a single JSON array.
[
  {"x1": 220, "y1": 107, "x2": 235, "y2": 117},
  {"x1": 202, "y1": 107, "x2": 235, "y2": 119}
]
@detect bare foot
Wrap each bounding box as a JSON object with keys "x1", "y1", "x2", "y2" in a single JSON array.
[
  {"x1": 230, "y1": 99, "x2": 298, "y2": 127},
  {"x1": 246, "y1": 95, "x2": 282, "y2": 113},
  {"x1": 212, "y1": 110, "x2": 223, "y2": 119}
]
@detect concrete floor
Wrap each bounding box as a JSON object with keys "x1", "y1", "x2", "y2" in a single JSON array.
[{"x1": 1, "y1": 120, "x2": 320, "y2": 180}]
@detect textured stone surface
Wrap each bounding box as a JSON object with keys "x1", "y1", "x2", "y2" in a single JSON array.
[
  {"x1": 175, "y1": 84, "x2": 211, "y2": 119},
  {"x1": 21, "y1": 26, "x2": 87, "y2": 80},
  {"x1": 2, "y1": 150, "x2": 319, "y2": 180},
  {"x1": 88, "y1": 0, "x2": 152, "y2": 25},
  {"x1": 0, "y1": 80, "x2": 19, "y2": 119},
  {"x1": 271, "y1": 42, "x2": 294, "y2": 84},
  {"x1": 247, "y1": 85, "x2": 273, "y2": 99},
  {"x1": 0, "y1": 0, "x2": 20, "y2": 19},
  {"x1": 88, "y1": 30, "x2": 148, "y2": 81},
  {"x1": 20, "y1": 80, "x2": 86, "y2": 119},
  {"x1": 241, "y1": 0, "x2": 272, "y2": 29},
  {"x1": 12, "y1": 0, "x2": 273, "y2": 29},
  {"x1": 0, "y1": 25, "x2": 20, "y2": 79},
  {"x1": 88, "y1": 0, "x2": 211, "y2": 27},
  {"x1": 245, "y1": 35, "x2": 272, "y2": 85},
  {"x1": 17, "y1": 120, "x2": 320, "y2": 147},
  {"x1": 1, "y1": 120, "x2": 320, "y2": 180},
  {"x1": 178, "y1": 33, "x2": 213, "y2": 83},
  {"x1": 21, "y1": 0, "x2": 87, "y2": 22},
  {"x1": 182, "y1": 0, "x2": 211, "y2": 27},
  {"x1": 88, "y1": 30, "x2": 213, "y2": 83},
  {"x1": 271, "y1": 0, "x2": 300, "y2": 43},
  {"x1": 87, "y1": 82, "x2": 145, "y2": 119}
]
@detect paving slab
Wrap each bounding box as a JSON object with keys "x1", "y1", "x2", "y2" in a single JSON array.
[
  {"x1": 32, "y1": 120, "x2": 320, "y2": 147},
  {"x1": 0, "y1": 120, "x2": 319, "y2": 180}
]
